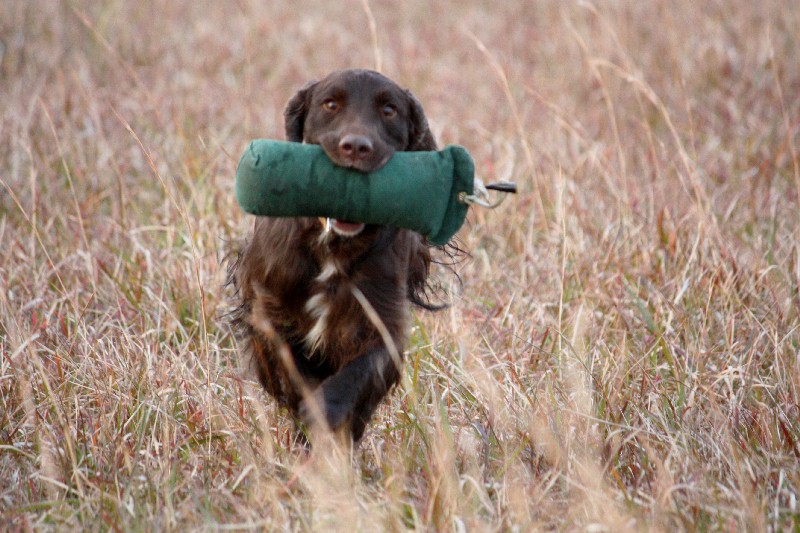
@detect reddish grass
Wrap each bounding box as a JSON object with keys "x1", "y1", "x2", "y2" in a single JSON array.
[{"x1": 1, "y1": 0, "x2": 799, "y2": 530}]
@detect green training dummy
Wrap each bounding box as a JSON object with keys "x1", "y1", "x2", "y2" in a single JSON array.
[{"x1": 235, "y1": 139, "x2": 475, "y2": 245}]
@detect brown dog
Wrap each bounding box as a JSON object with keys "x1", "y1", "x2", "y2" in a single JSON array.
[{"x1": 229, "y1": 69, "x2": 442, "y2": 441}]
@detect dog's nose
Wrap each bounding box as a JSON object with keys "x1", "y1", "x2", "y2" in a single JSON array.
[{"x1": 338, "y1": 134, "x2": 373, "y2": 161}]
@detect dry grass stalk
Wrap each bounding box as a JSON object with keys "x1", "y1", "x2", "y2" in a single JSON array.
[{"x1": 1, "y1": 0, "x2": 799, "y2": 530}]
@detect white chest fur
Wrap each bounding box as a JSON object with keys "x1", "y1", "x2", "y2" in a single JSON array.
[{"x1": 303, "y1": 260, "x2": 342, "y2": 352}]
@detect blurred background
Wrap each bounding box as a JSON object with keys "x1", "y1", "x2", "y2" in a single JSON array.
[{"x1": 2, "y1": 1, "x2": 799, "y2": 530}]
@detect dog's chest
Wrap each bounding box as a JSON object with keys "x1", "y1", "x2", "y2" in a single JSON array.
[{"x1": 302, "y1": 259, "x2": 361, "y2": 354}]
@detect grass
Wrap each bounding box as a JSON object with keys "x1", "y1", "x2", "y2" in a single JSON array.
[{"x1": 1, "y1": 0, "x2": 799, "y2": 530}]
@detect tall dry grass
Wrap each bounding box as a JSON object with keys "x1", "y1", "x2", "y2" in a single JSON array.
[{"x1": 1, "y1": 0, "x2": 799, "y2": 530}]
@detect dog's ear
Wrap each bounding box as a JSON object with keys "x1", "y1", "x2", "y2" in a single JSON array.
[
  {"x1": 405, "y1": 90, "x2": 437, "y2": 152},
  {"x1": 407, "y1": 238, "x2": 433, "y2": 308},
  {"x1": 283, "y1": 81, "x2": 317, "y2": 142}
]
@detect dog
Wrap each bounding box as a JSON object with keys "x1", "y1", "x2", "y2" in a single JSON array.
[{"x1": 229, "y1": 69, "x2": 444, "y2": 441}]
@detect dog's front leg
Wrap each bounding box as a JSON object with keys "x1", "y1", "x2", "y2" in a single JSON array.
[{"x1": 300, "y1": 346, "x2": 402, "y2": 441}]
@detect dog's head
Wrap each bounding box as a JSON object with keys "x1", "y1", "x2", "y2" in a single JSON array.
[{"x1": 283, "y1": 69, "x2": 437, "y2": 238}]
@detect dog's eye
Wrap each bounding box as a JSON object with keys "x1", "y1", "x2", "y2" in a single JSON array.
[
  {"x1": 322, "y1": 99, "x2": 339, "y2": 112},
  {"x1": 381, "y1": 104, "x2": 397, "y2": 119}
]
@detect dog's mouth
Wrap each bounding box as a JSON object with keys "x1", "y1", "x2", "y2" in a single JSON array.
[
  {"x1": 329, "y1": 219, "x2": 366, "y2": 237},
  {"x1": 335, "y1": 152, "x2": 393, "y2": 173},
  {"x1": 315, "y1": 138, "x2": 393, "y2": 238},
  {"x1": 325, "y1": 151, "x2": 389, "y2": 237}
]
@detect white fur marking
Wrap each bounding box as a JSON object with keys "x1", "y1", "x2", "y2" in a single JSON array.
[
  {"x1": 304, "y1": 292, "x2": 329, "y2": 319},
  {"x1": 304, "y1": 292, "x2": 330, "y2": 351},
  {"x1": 317, "y1": 218, "x2": 332, "y2": 245},
  {"x1": 316, "y1": 260, "x2": 339, "y2": 283}
]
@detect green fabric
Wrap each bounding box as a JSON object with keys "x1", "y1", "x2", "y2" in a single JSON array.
[{"x1": 235, "y1": 139, "x2": 474, "y2": 245}]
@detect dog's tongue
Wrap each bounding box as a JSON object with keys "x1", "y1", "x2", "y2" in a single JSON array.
[{"x1": 331, "y1": 219, "x2": 365, "y2": 236}]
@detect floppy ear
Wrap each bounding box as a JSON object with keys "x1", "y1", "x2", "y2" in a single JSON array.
[
  {"x1": 405, "y1": 90, "x2": 438, "y2": 152},
  {"x1": 283, "y1": 81, "x2": 317, "y2": 142},
  {"x1": 407, "y1": 237, "x2": 434, "y2": 308}
]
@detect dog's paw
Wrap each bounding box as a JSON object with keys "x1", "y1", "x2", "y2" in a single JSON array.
[{"x1": 298, "y1": 388, "x2": 353, "y2": 432}]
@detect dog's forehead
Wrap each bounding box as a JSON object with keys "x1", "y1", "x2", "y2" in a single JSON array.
[{"x1": 316, "y1": 70, "x2": 405, "y2": 101}]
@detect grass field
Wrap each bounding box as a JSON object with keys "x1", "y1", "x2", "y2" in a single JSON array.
[{"x1": 2, "y1": 0, "x2": 799, "y2": 530}]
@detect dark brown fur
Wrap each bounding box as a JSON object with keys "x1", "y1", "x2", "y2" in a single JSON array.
[{"x1": 228, "y1": 69, "x2": 440, "y2": 441}]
